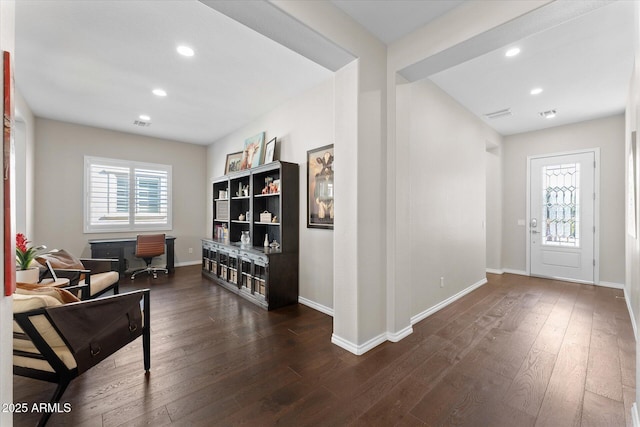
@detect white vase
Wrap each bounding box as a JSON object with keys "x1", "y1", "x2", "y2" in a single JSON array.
[
  {"x1": 16, "y1": 267, "x2": 39, "y2": 284},
  {"x1": 240, "y1": 231, "x2": 251, "y2": 248}
]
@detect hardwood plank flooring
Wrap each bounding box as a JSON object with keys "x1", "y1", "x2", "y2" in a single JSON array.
[{"x1": 13, "y1": 269, "x2": 635, "y2": 426}]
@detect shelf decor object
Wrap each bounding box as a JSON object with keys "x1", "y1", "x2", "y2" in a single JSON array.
[
  {"x1": 225, "y1": 151, "x2": 242, "y2": 174},
  {"x1": 205, "y1": 161, "x2": 299, "y2": 310},
  {"x1": 264, "y1": 137, "x2": 276, "y2": 164},
  {"x1": 240, "y1": 231, "x2": 251, "y2": 248},
  {"x1": 307, "y1": 144, "x2": 334, "y2": 229},
  {"x1": 240, "y1": 132, "x2": 265, "y2": 170}
]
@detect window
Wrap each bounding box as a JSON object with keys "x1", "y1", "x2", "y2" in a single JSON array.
[{"x1": 84, "y1": 156, "x2": 172, "y2": 233}]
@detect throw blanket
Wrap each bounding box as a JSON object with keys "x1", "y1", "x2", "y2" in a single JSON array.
[{"x1": 16, "y1": 282, "x2": 80, "y2": 304}]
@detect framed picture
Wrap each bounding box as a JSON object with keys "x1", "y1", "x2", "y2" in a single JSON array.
[
  {"x1": 264, "y1": 137, "x2": 276, "y2": 164},
  {"x1": 240, "y1": 132, "x2": 265, "y2": 170},
  {"x1": 3, "y1": 51, "x2": 15, "y2": 295},
  {"x1": 224, "y1": 151, "x2": 242, "y2": 174},
  {"x1": 307, "y1": 144, "x2": 334, "y2": 229}
]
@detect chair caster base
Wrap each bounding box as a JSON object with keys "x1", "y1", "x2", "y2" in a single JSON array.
[{"x1": 131, "y1": 268, "x2": 169, "y2": 280}]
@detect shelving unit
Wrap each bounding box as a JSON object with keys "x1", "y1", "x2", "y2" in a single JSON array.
[{"x1": 204, "y1": 161, "x2": 299, "y2": 310}]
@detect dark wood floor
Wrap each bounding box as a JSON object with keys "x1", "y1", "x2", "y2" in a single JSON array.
[{"x1": 13, "y1": 267, "x2": 635, "y2": 426}]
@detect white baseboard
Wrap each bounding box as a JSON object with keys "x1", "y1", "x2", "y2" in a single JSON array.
[
  {"x1": 387, "y1": 325, "x2": 413, "y2": 342},
  {"x1": 331, "y1": 332, "x2": 388, "y2": 355},
  {"x1": 330, "y1": 326, "x2": 413, "y2": 355},
  {"x1": 301, "y1": 297, "x2": 413, "y2": 353},
  {"x1": 410, "y1": 278, "x2": 488, "y2": 326},
  {"x1": 624, "y1": 287, "x2": 638, "y2": 342},
  {"x1": 486, "y1": 268, "x2": 503, "y2": 275},
  {"x1": 502, "y1": 268, "x2": 528, "y2": 276},
  {"x1": 298, "y1": 296, "x2": 334, "y2": 317},
  {"x1": 597, "y1": 281, "x2": 624, "y2": 290},
  {"x1": 632, "y1": 403, "x2": 639, "y2": 427}
]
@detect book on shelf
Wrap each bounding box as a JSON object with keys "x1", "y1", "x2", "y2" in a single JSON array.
[{"x1": 214, "y1": 224, "x2": 228, "y2": 240}]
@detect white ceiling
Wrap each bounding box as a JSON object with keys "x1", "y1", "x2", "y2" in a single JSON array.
[
  {"x1": 331, "y1": 0, "x2": 465, "y2": 44},
  {"x1": 14, "y1": 1, "x2": 637, "y2": 144},
  {"x1": 333, "y1": 0, "x2": 636, "y2": 136},
  {"x1": 14, "y1": 0, "x2": 332, "y2": 145}
]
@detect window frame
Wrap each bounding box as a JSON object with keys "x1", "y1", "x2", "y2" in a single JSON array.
[{"x1": 84, "y1": 156, "x2": 172, "y2": 233}]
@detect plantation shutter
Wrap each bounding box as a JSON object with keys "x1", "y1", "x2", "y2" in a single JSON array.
[
  {"x1": 85, "y1": 156, "x2": 172, "y2": 232},
  {"x1": 134, "y1": 167, "x2": 169, "y2": 225}
]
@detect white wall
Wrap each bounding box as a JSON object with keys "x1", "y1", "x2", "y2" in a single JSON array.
[
  {"x1": 502, "y1": 115, "x2": 626, "y2": 285},
  {"x1": 207, "y1": 78, "x2": 335, "y2": 311},
  {"x1": 15, "y1": 90, "x2": 35, "y2": 238},
  {"x1": 625, "y1": 1, "x2": 640, "y2": 417},
  {"x1": 386, "y1": 1, "x2": 542, "y2": 336},
  {"x1": 33, "y1": 119, "x2": 207, "y2": 268},
  {"x1": 0, "y1": 0, "x2": 15, "y2": 423},
  {"x1": 486, "y1": 143, "x2": 502, "y2": 272},
  {"x1": 406, "y1": 78, "x2": 501, "y2": 316},
  {"x1": 271, "y1": 1, "x2": 389, "y2": 352}
]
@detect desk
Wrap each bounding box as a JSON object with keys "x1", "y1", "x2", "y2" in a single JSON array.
[{"x1": 89, "y1": 236, "x2": 176, "y2": 276}]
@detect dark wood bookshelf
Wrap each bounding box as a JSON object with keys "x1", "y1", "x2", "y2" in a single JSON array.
[{"x1": 204, "y1": 161, "x2": 299, "y2": 310}]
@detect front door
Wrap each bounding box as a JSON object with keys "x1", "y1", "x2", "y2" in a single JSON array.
[{"x1": 529, "y1": 151, "x2": 596, "y2": 283}]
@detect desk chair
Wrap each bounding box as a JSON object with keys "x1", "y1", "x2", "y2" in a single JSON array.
[{"x1": 131, "y1": 234, "x2": 169, "y2": 279}]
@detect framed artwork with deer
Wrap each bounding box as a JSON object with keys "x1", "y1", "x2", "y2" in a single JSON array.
[
  {"x1": 240, "y1": 132, "x2": 265, "y2": 170},
  {"x1": 307, "y1": 144, "x2": 334, "y2": 229}
]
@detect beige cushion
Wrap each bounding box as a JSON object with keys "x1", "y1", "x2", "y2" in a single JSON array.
[
  {"x1": 13, "y1": 348, "x2": 76, "y2": 371},
  {"x1": 12, "y1": 293, "x2": 77, "y2": 370},
  {"x1": 13, "y1": 293, "x2": 61, "y2": 313},
  {"x1": 80, "y1": 271, "x2": 118, "y2": 295}
]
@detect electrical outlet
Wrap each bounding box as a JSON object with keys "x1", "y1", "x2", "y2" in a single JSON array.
[
  {"x1": 188, "y1": 247, "x2": 193, "y2": 254},
  {"x1": 440, "y1": 277, "x2": 444, "y2": 288}
]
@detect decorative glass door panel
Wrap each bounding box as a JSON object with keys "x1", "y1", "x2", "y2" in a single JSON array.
[{"x1": 543, "y1": 163, "x2": 580, "y2": 247}]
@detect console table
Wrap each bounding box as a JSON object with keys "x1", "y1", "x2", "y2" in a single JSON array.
[{"x1": 89, "y1": 236, "x2": 176, "y2": 276}]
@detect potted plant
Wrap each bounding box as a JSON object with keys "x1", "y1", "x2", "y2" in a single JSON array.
[{"x1": 15, "y1": 233, "x2": 46, "y2": 283}]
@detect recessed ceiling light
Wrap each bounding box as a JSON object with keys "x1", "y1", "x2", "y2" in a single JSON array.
[
  {"x1": 139, "y1": 114, "x2": 151, "y2": 121},
  {"x1": 539, "y1": 109, "x2": 557, "y2": 119},
  {"x1": 530, "y1": 88, "x2": 543, "y2": 95},
  {"x1": 152, "y1": 88, "x2": 167, "y2": 97},
  {"x1": 177, "y1": 45, "x2": 194, "y2": 57},
  {"x1": 505, "y1": 47, "x2": 520, "y2": 57}
]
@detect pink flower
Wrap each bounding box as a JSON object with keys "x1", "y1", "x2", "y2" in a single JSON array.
[
  {"x1": 15, "y1": 234, "x2": 45, "y2": 271},
  {"x1": 16, "y1": 233, "x2": 29, "y2": 253}
]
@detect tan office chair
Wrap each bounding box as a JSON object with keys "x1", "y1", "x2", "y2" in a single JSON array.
[{"x1": 131, "y1": 234, "x2": 169, "y2": 279}]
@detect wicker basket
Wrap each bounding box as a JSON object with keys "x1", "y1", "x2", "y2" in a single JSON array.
[{"x1": 256, "y1": 278, "x2": 266, "y2": 295}]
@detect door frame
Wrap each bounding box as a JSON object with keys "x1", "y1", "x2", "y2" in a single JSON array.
[{"x1": 525, "y1": 148, "x2": 600, "y2": 284}]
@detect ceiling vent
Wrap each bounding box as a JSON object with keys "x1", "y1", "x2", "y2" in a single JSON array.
[
  {"x1": 484, "y1": 108, "x2": 512, "y2": 119},
  {"x1": 539, "y1": 109, "x2": 557, "y2": 119},
  {"x1": 133, "y1": 120, "x2": 151, "y2": 127}
]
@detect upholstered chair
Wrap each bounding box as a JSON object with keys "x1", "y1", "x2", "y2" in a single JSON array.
[{"x1": 13, "y1": 287, "x2": 150, "y2": 427}]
